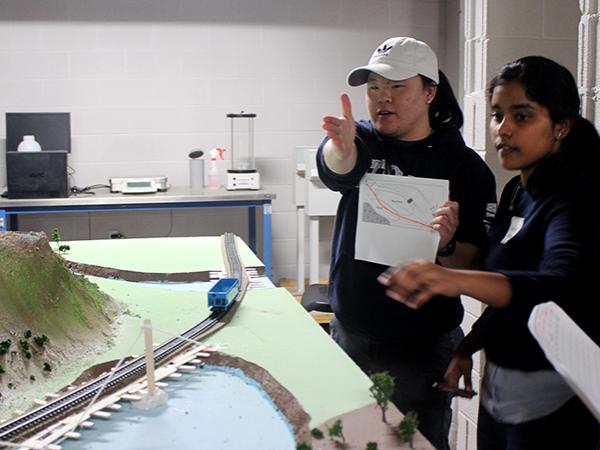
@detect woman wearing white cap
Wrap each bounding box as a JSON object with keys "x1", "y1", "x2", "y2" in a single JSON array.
[{"x1": 317, "y1": 36, "x2": 496, "y2": 449}]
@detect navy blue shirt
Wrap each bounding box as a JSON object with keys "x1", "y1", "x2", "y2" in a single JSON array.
[
  {"x1": 317, "y1": 121, "x2": 496, "y2": 340},
  {"x1": 480, "y1": 174, "x2": 598, "y2": 370}
]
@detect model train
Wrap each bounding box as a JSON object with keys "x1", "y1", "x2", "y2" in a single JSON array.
[{"x1": 208, "y1": 278, "x2": 240, "y2": 311}]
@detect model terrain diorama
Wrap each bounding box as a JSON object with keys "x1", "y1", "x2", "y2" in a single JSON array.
[{"x1": 0, "y1": 231, "x2": 431, "y2": 450}]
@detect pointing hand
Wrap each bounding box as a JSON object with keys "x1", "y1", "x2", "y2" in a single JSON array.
[{"x1": 322, "y1": 93, "x2": 357, "y2": 160}]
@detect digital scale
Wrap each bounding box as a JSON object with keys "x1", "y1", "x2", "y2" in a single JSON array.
[
  {"x1": 110, "y1": 176, "x2": 169, "y2": 194},
  {"x1": 226, "y1": 112, "x2": 260, "y2": 190}
]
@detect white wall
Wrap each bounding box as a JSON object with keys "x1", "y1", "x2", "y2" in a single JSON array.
[
  {"x1": 483, "y1": 0, "x2": 579, "y2": 196},
  {"x1": 0, "y1": 0, "x2": 447, "y2": 281}
]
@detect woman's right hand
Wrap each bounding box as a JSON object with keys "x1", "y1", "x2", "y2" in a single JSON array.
[{"x1": 322, "y1": 93, "x2": 357, "y2": 163}]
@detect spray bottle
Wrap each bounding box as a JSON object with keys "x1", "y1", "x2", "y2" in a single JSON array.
[{"x1": 207, "y1": 147, "x2": 225, "y2": 189}]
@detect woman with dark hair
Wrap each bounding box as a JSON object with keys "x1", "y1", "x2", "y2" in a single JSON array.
[
  {"x1": 379, "y1": 55, "x2": 600, "y2": 449},
  {"x1": 317, "y1": 36, "x2": 496, "y2": 450}
]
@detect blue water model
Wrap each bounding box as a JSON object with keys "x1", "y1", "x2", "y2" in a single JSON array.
[{"x1": 208, "y1": 278, "x2": 241, "y2": 310}]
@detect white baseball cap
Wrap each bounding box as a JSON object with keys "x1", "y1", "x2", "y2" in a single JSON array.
[{"x1": 347, "y1": 37, "x2": 439, "y2": 86}]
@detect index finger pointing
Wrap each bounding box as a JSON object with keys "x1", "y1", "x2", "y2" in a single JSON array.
[{"x1": 340, "y1": 93, "x2": 353, "y2": 120}]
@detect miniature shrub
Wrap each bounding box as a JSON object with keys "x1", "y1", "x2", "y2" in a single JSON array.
[
  {"x1": 397, "y1": 411, "x2": 419, "y2": 449},
  {"x1": 0, "y1": 340, "x2": 11, "y2": 355},
  {"x1": 33, "y1": 334, "x2": 49, "y2": 348},
  {"x1": 310, "y1": 428, "x2": 324, "y2": 439},
  {"x1": 19, "y1": 339, "x2": 32, "y2": 359},
  {"x1": 328, "y1": 419, "x2": 345, "y2": 444}
]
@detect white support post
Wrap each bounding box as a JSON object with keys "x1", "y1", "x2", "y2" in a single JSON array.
[
  {"x1": 309, "y1": 217, "x2": 319, "y2": 285},
  {"x1": 143, "y1": 319, "x2": 156, "y2": 396},
  {"x1": 296, "y1": 206, "x2": 305, "y2": 294},
  {"x1": 578, "y1": 1, "x2": 599, "y2": 123}
]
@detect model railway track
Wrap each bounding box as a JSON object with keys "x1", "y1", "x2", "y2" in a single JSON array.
[{"x1": 0, "y1": 233, "x2": 246, "y2": 446}]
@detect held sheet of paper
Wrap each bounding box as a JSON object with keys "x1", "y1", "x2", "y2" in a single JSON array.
[
  {"x1": 528, "y1": 302, "x2": 600, "y2": 422},
  {"x1": 355, "y1": 173, "x2": 448, "y2": 267}
]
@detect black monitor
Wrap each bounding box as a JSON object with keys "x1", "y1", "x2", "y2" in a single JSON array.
[{"x1": 5, "y1": 112, "x2": 71, "y2": 153}]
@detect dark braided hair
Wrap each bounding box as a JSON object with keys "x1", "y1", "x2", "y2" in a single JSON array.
[{"x1": 422, "y1": 70, "x2": 464, "y2": 130}]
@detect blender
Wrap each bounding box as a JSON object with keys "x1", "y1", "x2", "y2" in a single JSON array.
[{"x1": 226, "y1": 112, "x2": 260, "y2": 190}]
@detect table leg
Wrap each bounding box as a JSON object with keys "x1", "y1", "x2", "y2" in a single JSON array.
[
  {"x1": 263, "y1": 203, "x2": 272, "y2": 280},
  {"x1": 248, "y1": 207, "x2": 257, "y2": 253}
]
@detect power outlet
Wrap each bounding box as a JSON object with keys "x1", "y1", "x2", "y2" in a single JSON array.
[{"x1": 109, "y1": 230, "x2": 123, "y2": 239}]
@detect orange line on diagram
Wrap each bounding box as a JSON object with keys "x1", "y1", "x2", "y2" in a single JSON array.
[{"x1": 365, "y1": 182, "x2": 434, "y2": 230}]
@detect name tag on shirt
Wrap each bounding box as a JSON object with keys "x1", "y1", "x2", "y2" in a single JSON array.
[{"x1": 501, "y1": 216, "x2": 524, "y2": 244}]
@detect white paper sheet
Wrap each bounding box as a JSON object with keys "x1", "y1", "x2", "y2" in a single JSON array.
[
  {"x1": 528, "y1": 302, "x2": 600, "y2": 422},
  {"x1": 355, "y1": 173, "x2": 448, "y2": 267}
]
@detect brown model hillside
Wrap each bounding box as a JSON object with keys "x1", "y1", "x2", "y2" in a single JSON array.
[{"x1": 0, "y1": 231, "x2": 121, "y2": 417}]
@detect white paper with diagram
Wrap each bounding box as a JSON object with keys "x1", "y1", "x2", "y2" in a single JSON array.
[{"x1": 355, "y1": 173, "x2": 448, "y2": 267}]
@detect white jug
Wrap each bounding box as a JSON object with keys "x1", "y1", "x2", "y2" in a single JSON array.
[{"x1": 17, "y1": 135, "x2": 42, "y2": 152}]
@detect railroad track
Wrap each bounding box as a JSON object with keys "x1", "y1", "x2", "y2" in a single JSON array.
[{"x1": 0, "y1": 233, "x2": 246, "y2": 447}]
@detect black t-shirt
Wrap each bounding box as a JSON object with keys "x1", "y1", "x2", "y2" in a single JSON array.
[
  {"x1": 479, "y1": 175, "x2": 600, "y2": 370},
  {"x1": 317, "y1": 121, "x2": 496, "y2": 341}
]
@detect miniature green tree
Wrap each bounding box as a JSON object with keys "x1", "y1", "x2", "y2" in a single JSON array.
[
  {"x1": 19, "y1": 339, "x2": 32, "y2": 359},
  {"x1": 0, "y1": 339, "x2": 11, "y2": 355},
  {"x1": 366, "y1": 443, "x2": 379, "y2": 450},
  {"x1": 51, "y1": 227, "x2": 70, "y2": 253},
  {"x1": 43, "y1": 362, "x2": 52, "y2": 372},
  {"x1": 24, "y1": 329, "x2": 32, "y2": 339},
  {"x1": 51, "y1": 228, "x2": 61, "y2": 247},
  {"x1": 328, "y1": 419, "x2": 346, "y2": 444},
  {"x1": 296, "y1": 443, "x2": 312, "y2": 450},
  {"x1": 33, "y1": 334, "x2": 49, "y2": 348},
  {"x1": 311, "y1": 428, "x2": 324, "y2": 439},
  {"x1": 369, "y1": 371, "x2": 395, "y2": 423},
  {"x1": 397, "y1": 411, "x2": 419, "y2": 449}
]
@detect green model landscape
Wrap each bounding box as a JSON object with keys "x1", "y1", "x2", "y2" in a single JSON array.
[{"x1": 0, "y1": 231, "x2": 122, "y2": 419}]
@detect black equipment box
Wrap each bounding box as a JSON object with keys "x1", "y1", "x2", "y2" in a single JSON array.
[{"x1": 6, "y1": 151, "x2": 69, "y2": 199}]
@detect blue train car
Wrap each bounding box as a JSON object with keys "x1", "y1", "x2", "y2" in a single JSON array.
[{"x1": 208, "y1": 278, "x2": 240, "y2": 310}]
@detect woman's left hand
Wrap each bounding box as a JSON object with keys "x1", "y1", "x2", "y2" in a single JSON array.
[
  {"x1": 432, "y1": 200, "x2": 459, "y2": 250},
  {"x1": 378, "y1": 260, "x2": 460, "y2": 309}
]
